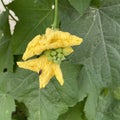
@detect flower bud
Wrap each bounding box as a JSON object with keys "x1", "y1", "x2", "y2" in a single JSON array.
[
  {"x1": 50, "y1": 50, "x2": 57, "y2": 56},
  {"x1": 57, "y1": 53, "x2": 64, "y2": 58},
  {"x1": 48, "y1": 56, "x2": 53, "y2": 61},
  {"x1": 44, "y1": 50, "x2": 51, "y2": 56},
  {"x1": 56, "y1": 48, "x2": 63, "y2": 53}
]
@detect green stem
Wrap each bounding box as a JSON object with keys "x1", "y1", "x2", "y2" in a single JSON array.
[
  {"x1": 1, "y1": 0, "x2": 18, "y2": 22},
  {"x1": 52, "y1": 0, "x2": 58, "y2": 29}
]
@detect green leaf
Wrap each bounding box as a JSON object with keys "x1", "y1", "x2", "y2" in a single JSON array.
[
  {"x1": 60, "y1": 0, "x2": 120, "y2": 120},
  {"x1": 0, "y1": 62, "x2": 81, "y2": 120},
  {"x1": 0, "y1": 92, "x2": 15, "y2": 120},
  {"x1": 68, "y1": 0, "x2": 91, "y2": 15},
  {"x1": 8, "y1": 0, "x2": 54, "y2": 54},
  {"x1": 0, "y1": 12, "x2": 13, "y2": 72},
  {"x1": 58, "y1": 100, "x2": 87, "y2": 120}
]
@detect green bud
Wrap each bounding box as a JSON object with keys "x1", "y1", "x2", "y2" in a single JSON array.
[
  {"x1": 57, "y1": 58, "x2": 61, "y2": 61},
  {"x1": 61, "y1": 56, "x2": 66, "y2": 60},
  {"x1": 50, "y1": 50, "x2": 57, "y2": 56},
  {"x1": 53, "y1": 56, "x2": 57, "y2": 60},
  {"x1": 53, "y1": 60, "x2": 61, "y2": 64},
  {"x1": 56, "y1": 48, "x2": 63, "y2": 53},
  {"x1": 57, "y1": 53, "x2": 64, "y2": 58},
  {"x1": 48, "y1": 56, "x2": 53, "y2": 61},
  {"x1": 44, "y1": 50, "x2": 51, "y2": 56}
]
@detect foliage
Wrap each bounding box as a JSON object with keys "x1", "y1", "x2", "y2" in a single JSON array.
[{"x1": 0, "y1": 0, "x2": 120, "y2": 120}]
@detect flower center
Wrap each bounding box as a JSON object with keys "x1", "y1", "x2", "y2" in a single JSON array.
[{"x1": 44, "y1": 48, "x2": 66, "y2": 64}]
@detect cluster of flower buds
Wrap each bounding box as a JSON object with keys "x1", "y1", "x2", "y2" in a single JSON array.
[{"x1": 44, "y1": 47, "x2": 73, "y2": 64}]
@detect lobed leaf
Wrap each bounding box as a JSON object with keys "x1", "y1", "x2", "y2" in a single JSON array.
[{"x1": 60, "y1": 0, "x2": 120, "y2": 119}]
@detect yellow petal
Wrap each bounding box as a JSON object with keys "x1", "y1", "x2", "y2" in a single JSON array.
[
  {"x1": 23, "y1": 35, "x2": 42, "y2": 60},
  {"x1": 63, "y1": 47, "x2": 74, "y2": 56},
  {"x1": 45, "y1": 28, "x2": 69, "y2": 42},
  {"x1": 39, "y1": 64, "x2": 54, "y2": 88},
  {"x1": 17, "y1": 55, "x2": 48, "y2": 73},
  {"x1": 52, "y1": 63, "x2": 64, "y2": 85},
  {"x1": 46, "y1": 28, "x2": 83, "y2": 48},
  {"x1": 38, "y1": 28, "x2": 83, "y2": 51}
]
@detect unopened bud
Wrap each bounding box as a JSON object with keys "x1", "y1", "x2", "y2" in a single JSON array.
[
  {"x1": 57, "y1": 53, "x2": 64, "y2": 58},
  {"x1": 56, "y1": 48, "x2": 63, "y2": 53},
  {"x1": 44, "y1": 50, "x2": 51, "y2": 56},
  {"x1": 51, "y1": 50, "x2": 57, "y2": 56},
  {"x1": 48, "y1": 56, "x2": 53, "y2": 61}
]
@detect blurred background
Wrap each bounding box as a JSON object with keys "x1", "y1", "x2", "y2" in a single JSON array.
[{"x1": 0, "y1": 0, "x2": 17, "y2": 34}]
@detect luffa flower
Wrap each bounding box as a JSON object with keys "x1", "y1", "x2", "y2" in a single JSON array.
[{"x1": 17, "y1": 28, "x2": 83, "y2": 88}]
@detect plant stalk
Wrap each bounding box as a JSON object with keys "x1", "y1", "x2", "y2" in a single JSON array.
[{"x1": 52, "y1": 0, "x2": 58, "y2": 29}]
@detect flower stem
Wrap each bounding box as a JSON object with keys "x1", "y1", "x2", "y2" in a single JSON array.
[
  {"x1": 52, "y1": 0, "x2": 58, "y2": 29},
  {"x1": 1, "y1": 0, "x2": 18, "y2": 22}
]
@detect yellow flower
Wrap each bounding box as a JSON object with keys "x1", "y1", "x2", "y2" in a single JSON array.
[{"x1": 17, "y1": 28, "x2": 83, "y2": 88}]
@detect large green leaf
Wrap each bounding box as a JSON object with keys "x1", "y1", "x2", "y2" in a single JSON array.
[
  {"x1": 0, "y1": 62, "x2": 81, "y2": 120},
  {"x1": 8, "y1": 0, "x2": 54, "y2": 54},
  {"x1": 0, "y1": 12, "x2": 13, "y2": 72},
  {"x1": 0, "y1": 91, "x2": 15, "y2": 120},
  {"x1": 59, "y1": 0, "x2": 120, "y2": 120}
]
